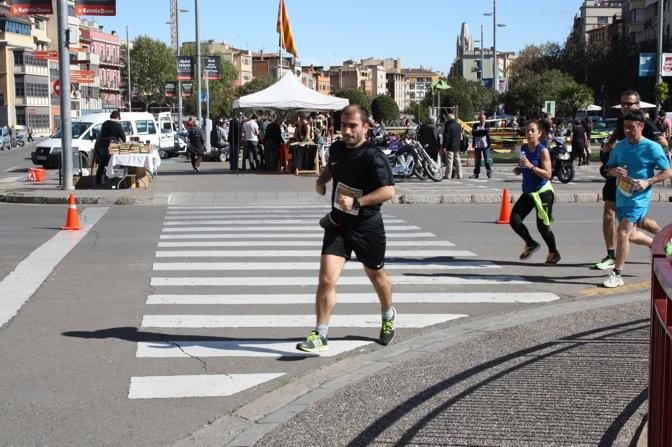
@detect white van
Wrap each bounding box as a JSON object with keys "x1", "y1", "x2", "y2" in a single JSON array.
[{"x1": 31, "y1": 112, "x2": 172, "y2": 168}]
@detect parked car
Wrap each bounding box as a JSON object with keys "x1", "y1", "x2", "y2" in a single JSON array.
[{"x1": 0, "y1": 127, "x2": 11, "y2": 150}]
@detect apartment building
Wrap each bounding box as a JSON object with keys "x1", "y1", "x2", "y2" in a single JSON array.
[
  {"x1": 567, "y1": 1, "x2": 624, "y2": 48},
  {"x1": 329, "y1": 62, "x2": 373, "y2": 94},
  {"x1": 251, "y1": 51, "x2": 295, "y2": 80},
  {"x1": 0, "y1": 2, "x2": 51, "y2": 134},
  {"x1": 401, "y1": 68, "x2": 439, "y2": 106},
  {"x1": 183, "y1": 41, "x2": 253, "y2": 86},
  {"x1": 79, "y1": 20, "x2": 122, "y2": 114},
  {"x1": 300, "y1": 66, "x2": 331, "y2": 93}
]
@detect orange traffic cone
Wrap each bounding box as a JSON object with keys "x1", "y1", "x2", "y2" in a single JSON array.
[
  {"x1": 496, "y1": 188, "x2": 512, "y2": 224},
  {"x1": 62, "y1": 193, "x2": 82, "y2": 230}
]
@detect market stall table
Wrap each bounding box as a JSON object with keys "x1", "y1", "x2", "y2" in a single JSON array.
[
  {"x1": 290, "y1": 142, "x2": 319, "y2": 175},
  {"x1": 106, "y1": 151, "x2": 161, "y2": 189}
]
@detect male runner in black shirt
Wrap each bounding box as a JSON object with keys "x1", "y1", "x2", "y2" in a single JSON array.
[
  {"x1": 297, "y1": 104, "x2": 396, "y2": 352},
  {"x1": 594, "y1": 89, "x2": 668, "y2": 269}
]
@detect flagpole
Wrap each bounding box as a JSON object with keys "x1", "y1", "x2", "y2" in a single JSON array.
[{"x1": 278, "y1": 0, "x2": 283, "y2": 79}]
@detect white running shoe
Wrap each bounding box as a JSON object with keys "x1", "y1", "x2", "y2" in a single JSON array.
[{"x1": 602, "y1": 271, "x2": 624, "y2": 288}]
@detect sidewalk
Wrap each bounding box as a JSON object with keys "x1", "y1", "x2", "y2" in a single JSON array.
[
  {"x1": 2, "y1": 160, "x2": 671, "y2": 206},
  {"x1": 174, "y1": 294, "x2": 649, "y2": 447}
]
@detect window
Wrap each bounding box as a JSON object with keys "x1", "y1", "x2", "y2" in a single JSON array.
[
  {"x1": 15, "y1": 80, "x2": 25, "y2": 97},
  {"x1": 135, "y1": 120, "x2": 156, "y2": 135},
  {"x1": 121, "y1": 121, "x2": 132, "y2": 134},
  {"x1": 0, "y1": 19, "x2": 31, "y2": 36},
  {"x1": 597, "y1": 16, "x2": 609, "y2": 24}
]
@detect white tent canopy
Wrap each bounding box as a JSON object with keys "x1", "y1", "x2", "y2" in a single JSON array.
[
  {"x1": 581, "y1": 104, "x2": 602, "y2": 111},
  {"x1": 233, "y1": 72, "x2": 349, "y2": 111}
]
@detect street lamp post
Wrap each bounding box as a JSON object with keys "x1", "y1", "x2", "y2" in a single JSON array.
[
  {"x1": 484, "y1": 0, "x2": 505, "y2": 94},
  {"x1": 195, "y1": 0, "x2": 202, "y2": 127},
  {"x1": 473, "y1": 24, "x2": 485, "y2": 83},
  {"x1": 169, "y1": 7, "x2": 189, "y2": 130}
]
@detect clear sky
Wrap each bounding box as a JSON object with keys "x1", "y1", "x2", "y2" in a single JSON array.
[{"x1": 93, "y1": 0, "x2": 585, "y2": 75}]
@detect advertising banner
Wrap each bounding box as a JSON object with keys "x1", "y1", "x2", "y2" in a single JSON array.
[
  {"x1": 661, "y1": 53, "x2": 672, "y2": 77},
  {"x1": 74, "y1": 0, "x2": 116, "y2": 16},
  {"x1": 182, "y1": 81, "x2": 193, "y2": 97},
  {"x1": 177, "y1": 56, "x2": 194, "y2": 81},
  {"x1": 203, "y1": 56, "x2": 221, "y2": 80},
  {"x1": 639, "y1": 53, "x2": 656, "y2": 77},
  {"x1": 164, "y1": 82, "x2": 176, "y2": 97},
  {"x1": 10, "y1": 0, "x2": 52, "y2": 15}
]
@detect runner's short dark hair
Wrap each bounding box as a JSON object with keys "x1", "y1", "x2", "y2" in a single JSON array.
[
  {"x1": 622, "y1": 110, "x2": 646, "y2": 123},
  {"x1": 342, "y1": 104, "x2": 369, "y2": 124},
  {"x1": 621, "y1": 89, "x2": 641, "y2": 101},
  {"x1": 110, "y1": 111, "x2": 121, "y2": 119}
]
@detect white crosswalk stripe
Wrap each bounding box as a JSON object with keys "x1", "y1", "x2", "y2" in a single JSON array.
[{"x1": 128, "y1": 205, "x2": 559, "y2": 400}]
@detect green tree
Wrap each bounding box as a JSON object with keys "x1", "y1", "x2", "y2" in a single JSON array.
[
  {"x1": 502, "y1": 69, "x2": 592, "y2": 117},
  {"x1": 125, "y1": 36, "x2": 175, "y2": 110},
  {"x1": 332, "y1": 88, "x2": 372, "y2": 112},
  {"x1": 370, "y1": 94, "x2": 400, "y2": 123}
]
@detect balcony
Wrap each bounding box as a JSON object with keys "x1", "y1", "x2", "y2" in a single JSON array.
[
  {"x1": 100, "y1": 81, "x2": 120, "y2": 91},
  {"x1": 99, "y1": 55, "x2": 121, "y2": 67}
]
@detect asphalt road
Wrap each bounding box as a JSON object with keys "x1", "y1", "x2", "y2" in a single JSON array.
[{"x1": 0, "y1": 201, "x2": 663, "y2": 446}]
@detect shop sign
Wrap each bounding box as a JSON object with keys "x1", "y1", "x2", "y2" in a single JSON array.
[
  {"x1": 10, "y1": 0, "x2": 52, "y2": 15},
  {"x1": 74, "y1": 0, "x2": 116, "y2": 16}
]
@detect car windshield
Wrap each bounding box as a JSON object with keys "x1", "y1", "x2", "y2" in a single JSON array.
[{"x1": 50, "y1": 122, "x2": 93, "y2": 139}]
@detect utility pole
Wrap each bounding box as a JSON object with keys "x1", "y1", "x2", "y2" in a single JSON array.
[
  {"x1": 195, "y1": 0, "x2": 202, "y2": 127},
  {"x1": 492, "y1": 0, "x2": 497, "y2": 93},
  {"x1": 126, "y1": 25, "x2": 131, "y2": 112},
  {"x1": 480, "y1": 24, "x2": 484, "y2": 83},
  {"x1": 57, "y1": 0, "x2": 73, "y2": 190}
]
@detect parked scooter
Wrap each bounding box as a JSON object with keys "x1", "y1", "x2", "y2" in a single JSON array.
[{"x1": 15, "y1": 134, "x2": 25, "y2": 148}]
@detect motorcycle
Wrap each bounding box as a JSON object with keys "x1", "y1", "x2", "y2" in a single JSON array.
[
  {"x1": 385, "y1": 139, "x2": 442, "y2": 182},
  {"x1": 15, "y1": 134, "x2": 25, "y2": 148},
  {"x1": 549, "y1": 136, "x2": 575, "y2": 183}
]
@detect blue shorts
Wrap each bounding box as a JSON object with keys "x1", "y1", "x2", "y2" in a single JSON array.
[{"x1": 616, "y1": 206, "x2": 647, "y2": 224}]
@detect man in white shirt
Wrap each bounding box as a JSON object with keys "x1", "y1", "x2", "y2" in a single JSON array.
[{"x1": 242, "y1": 114, "x2": 261, "y2": 170}]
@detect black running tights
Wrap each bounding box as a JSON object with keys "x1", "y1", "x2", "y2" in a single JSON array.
[{"x1": 509, "y1": 190, "x2": 558, "y2": 252}]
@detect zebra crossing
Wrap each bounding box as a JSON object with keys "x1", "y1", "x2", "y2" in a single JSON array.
[{"x1": 128, "y1": 205, "x2": 559, "y2": 400}]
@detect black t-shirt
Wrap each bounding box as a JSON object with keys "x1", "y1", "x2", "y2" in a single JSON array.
[
  {"x1": 614, "y1": 116, "x2": 661, "y2": 141},
  {"x1": 328, "y1": 140, "x2": 394, "y2": 221},
  {"x1": 571, "y1": 125, "x2": 586, "y2": 146}
]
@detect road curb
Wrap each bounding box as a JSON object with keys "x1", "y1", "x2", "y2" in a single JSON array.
[{"x1": 169, "y1": 292, "x2": 648, "y2": 447}]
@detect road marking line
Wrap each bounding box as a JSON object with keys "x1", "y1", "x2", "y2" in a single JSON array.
[
  {"x1": 150, "y1": 275, "x2": 527, "y2": 286},
  {"x1": 164, "y1": 214, "x2": 327, "y2": 219},
  {"x1": 581, "y1": 280, "x2": 650, "y2": 297},
  {"x1": 0, "y1": 176, "x2": 24, "y2": 183},
  {"x1": 154, "y1": 249, "x2": 476, "y2": 258},
  {"x1": 136, "y1": 340, "x2": 372, "y2": 358},
  {"x1": 0, "y1": 208, "x2": 109, "y2": 329},
  {"x1": 3, "y1": 166, "x2": 20, "y2": 173},
  {"x1": 146, "y1": 292, "x2": 559, "y2": 305},
  {"x1": 169, "y1": 205, "x2": 332, "y2": 210},
  {"x1": 159, "y1": 232, "x2": 437, "y2": 239},
  {"x1": 128, "y1": 373, "x2": 285, "y2": 399},
  {"x1": 152, "y1": 260, "x2": 497, "y2": 271},
  {"x1": 161, "y1": 225, "x2": 422, "y2": 232},
  {"x1": 163, "y1": 219, "x2": 406, "y2": 225},
  {"x1": 141, "y1": 314, "x2": 467, "y2": 328},
  {"x1": 156, "y1": 240, "x2": 455, "y2": 248}
]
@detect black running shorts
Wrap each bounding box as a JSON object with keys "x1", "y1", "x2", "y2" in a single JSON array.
[
  {"x1": 321, "y1": 213, "x2": 387, "y2": 270},
  {"x1": 602, "y1": 177, "x2": 616, "y2": 202}
]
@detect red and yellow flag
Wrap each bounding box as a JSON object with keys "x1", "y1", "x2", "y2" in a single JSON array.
[{"x1": 276, "y1": 0, "x2": 298, "y2": 58}]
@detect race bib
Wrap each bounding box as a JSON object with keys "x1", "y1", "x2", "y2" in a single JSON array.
[
  {"x1": 333, "y1": 182, "x2": 363, "y2": 216},
  {"x1": 617, "y1": 176, "x2": 635, "y2": 197}
]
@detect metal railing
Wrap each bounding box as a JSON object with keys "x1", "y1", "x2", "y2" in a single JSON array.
[{"x1": 649, "y1": 223, "x2": 672, "y2": 446}]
